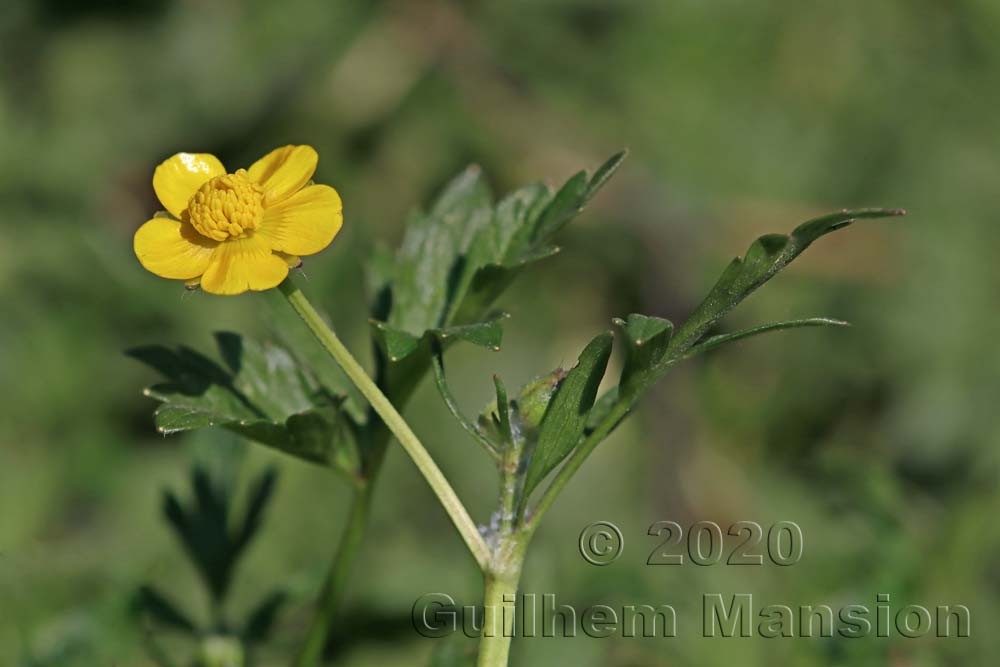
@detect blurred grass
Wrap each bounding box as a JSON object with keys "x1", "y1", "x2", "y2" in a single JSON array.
[{"x1": 1, "y1": 0, "x2": 998, "y2": 665}]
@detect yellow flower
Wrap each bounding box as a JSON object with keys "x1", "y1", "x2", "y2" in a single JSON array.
[{"x1": 134, "y1": 145, "x2": 343, "y2": 295}]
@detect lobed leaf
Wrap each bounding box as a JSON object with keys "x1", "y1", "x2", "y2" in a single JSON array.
[
  {"x1": 130, "y1": 333, "x2": 362, "y2": 478},
  {"x1": 160, "y1": 466, "x2": 280, "y2": 605},
  {"x1": 605, "y1": 209, "x2": 904, "y2": 408},
  {"x1": 373, "y1": 152, "x2": 627, "y2": 375},
  {"x1": 614, "y1": 313, "x2": 674, "y2": 402},
  {"x1": 667, "y1": 208, "x2": 904, "y2": 356}
]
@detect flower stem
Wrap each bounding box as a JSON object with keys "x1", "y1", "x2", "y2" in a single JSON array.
[
  {"x1": 292, "y1": 485, "x2": 371, "y2": 667},
  {"x1": 277, "y1": 274, "x2": 491, "y2": 569},
  {"x1": 476, "y1": 536, "x2": 526, "y2": 667}
]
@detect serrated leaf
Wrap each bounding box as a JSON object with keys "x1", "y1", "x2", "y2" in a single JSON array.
[
  {"x1": 133, "y1": 585, "x2": 198, "y2": 635},
  {"x1": 131, "y1": 334, "x2": 361, "y2": 476},
  {"x1": 375, "y1": 154, "x2": 626, "y2": 371},
  {"x1": 523, "y1": 332, "x2": 614, "y2": 497},
  {"x1": 686, "y1": 317, "x2": 850, "y2": 357},
  {"x1": 614, "y1": 313, "x2": 674, "y2": 400},
  {"x1": 668, "y1": 208, "x2": 904, "y2": 355},
  {"x1": 386, "y1": 166, "x2": 494, "y2": 335},
  {"x1": 452, "y1": 155, "x2": 625, "y2": 325}
]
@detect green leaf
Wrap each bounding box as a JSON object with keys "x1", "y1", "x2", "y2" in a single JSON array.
[
  {"x1": 373, "y1": 153, "x2": 626, "y2": 371},
  {"x1": 234, "y1": 467, "x2": 278, "y2": 552},
  {"x1": 431, "y1": 347, "x2": 500, "y2": 459},
  {"x1": 162, "y1": 470, "x2": 233, "y2": 602},
  {"x1": 585, "y1": 385, "x2": 621, "y2": 434},
  {"x1": 242, "y1": 590, "x2": 287, "y2": 643},
  {"x1": 133, "y1": 585, "x2": 198, "y2": 635},
  {"x1": 686, "y1": 317, "x2": 850, "y2": 357},
  {"x1": 160, "y1": 466, "x2": 280, "y2": 605},
  {"x1": 371, "y1": 313, "x2": 508, "y2": 364},
  {"x1": 523, "y1": 332, "x2": 614, "y2": 497},
  {"x1": 668, "y1": 208, "x2": 904, "y2": 355},
  {"x1": 491, "y1": 375, "x2": 514, "y2": 447},
  {"x1": 452, "y1": 153, "x2": 627, "y2": 325},
  {"x1": 614, "y1": 313, "x2": 674, "y2": 401},
  {"x1": 533, "y1": 150, "x2": 627, "y2": 242},
  {"x1": 384, "y1": 166, "x2": 494, "y2": 336},
  {"x1": 130, "y1": 333, "x2": 361, "y2": 477}
]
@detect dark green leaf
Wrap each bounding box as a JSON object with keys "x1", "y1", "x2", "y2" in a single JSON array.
[
  {"x1": 161, "y1": 484, "x2": 229, "y2": 602},
  {"x1": 532, "y1": 150, "x2": 627, "y2": 242},
  {"x1": 371, "y1": 314, "x2": 507, "y2": 364},
  {"x1": 234, "y1": 468, "x2": 278, "y2": 551},
  {"x1": 585, "y1": 386, "x2": 622, "y2": 434},
  {"x1": 131, "y1": 334, "x2": 361, "y2": 474},
  {"x1": 242, "y1": 590, "x2": 287, "y2": 643},
  {"x1": 668, "y1": 208, "x2": 904, "y2": 355},
  {"x1": 374, "y1": 153, "x2": 626, "y2": 372},
  {"x1": 492, "y1": 375, "x2": 513, "y2": 447},
  {"x1": 523, "y1": 332, "x2": 614, "y2": 496},
  {"x1": 133, "y1": 585, "x2": 198, "y2": 635},
  {"x1": 686, "y1": 317, "x2": 850, "y2": 357},
  {"x1": 385, "y1": 167, "x2": 494, "y2": 335},
  {"x1": 614, "y1": 313, "x2": 674, "y2": 401},
  {"x1": 431, "y1": 348, "x2": 500, "y2": 459},
  {"x1": 160, "y1": 466, "x2": 280, "y2": 605}
]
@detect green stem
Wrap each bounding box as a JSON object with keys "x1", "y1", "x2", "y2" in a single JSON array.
[
  {"x1": 476, "y1": 537, "x2": 526, "y2": 667},
  {"x1": 278, "y1": 275, "x2": 491, "y2": 569},
  {"x1": 292, "y1": 486, "x2": 372, "y2": 667}
]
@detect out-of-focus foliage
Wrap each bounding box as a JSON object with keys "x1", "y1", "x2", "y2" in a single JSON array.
[
  {"x1": 133, "y1": 466, "x2": 286, "y2": 665},
  {"x1": 1, "y1": 1, "x2": 998, "y2": 666}
]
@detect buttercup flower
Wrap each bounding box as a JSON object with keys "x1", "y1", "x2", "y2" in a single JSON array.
[{"x1": 134, "y1": 145, "x2": 343, "y2": 295}]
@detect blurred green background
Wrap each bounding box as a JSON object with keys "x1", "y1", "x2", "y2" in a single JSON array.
[{"x1": 2, "y1": 0, "x2": 998, "y2": 665}]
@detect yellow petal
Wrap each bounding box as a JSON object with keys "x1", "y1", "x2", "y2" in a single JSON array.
[
  {"x1": 200, "y1": 235, "x2": 289, "y2": 295},
  {"x1": 248, "y1": 145, "x2": 318, "y2": 204},
  {"x1": 257, "y1": 184, "x2": 343, "y2": 256},
  {"x1": 153, "y1": 153, "x2": 226, "y2": 219},
  {"x1": 276, "y1": 252, "x2": 302, "y2": 268},
  {"x1": 134, "y1": 217, "x2": 217, "y2": 280}
]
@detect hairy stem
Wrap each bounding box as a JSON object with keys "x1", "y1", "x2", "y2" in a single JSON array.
[
  {"x1": 278, "y1": 275, "x2": 491, "y2": 569},
  {"x1": 292, "y1": 486, "x2": 372, "y2": 667}
]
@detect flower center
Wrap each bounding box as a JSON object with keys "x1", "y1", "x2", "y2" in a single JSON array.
[{"x1": 186, "y1": 169, "x2": 264, "y2": 241}]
